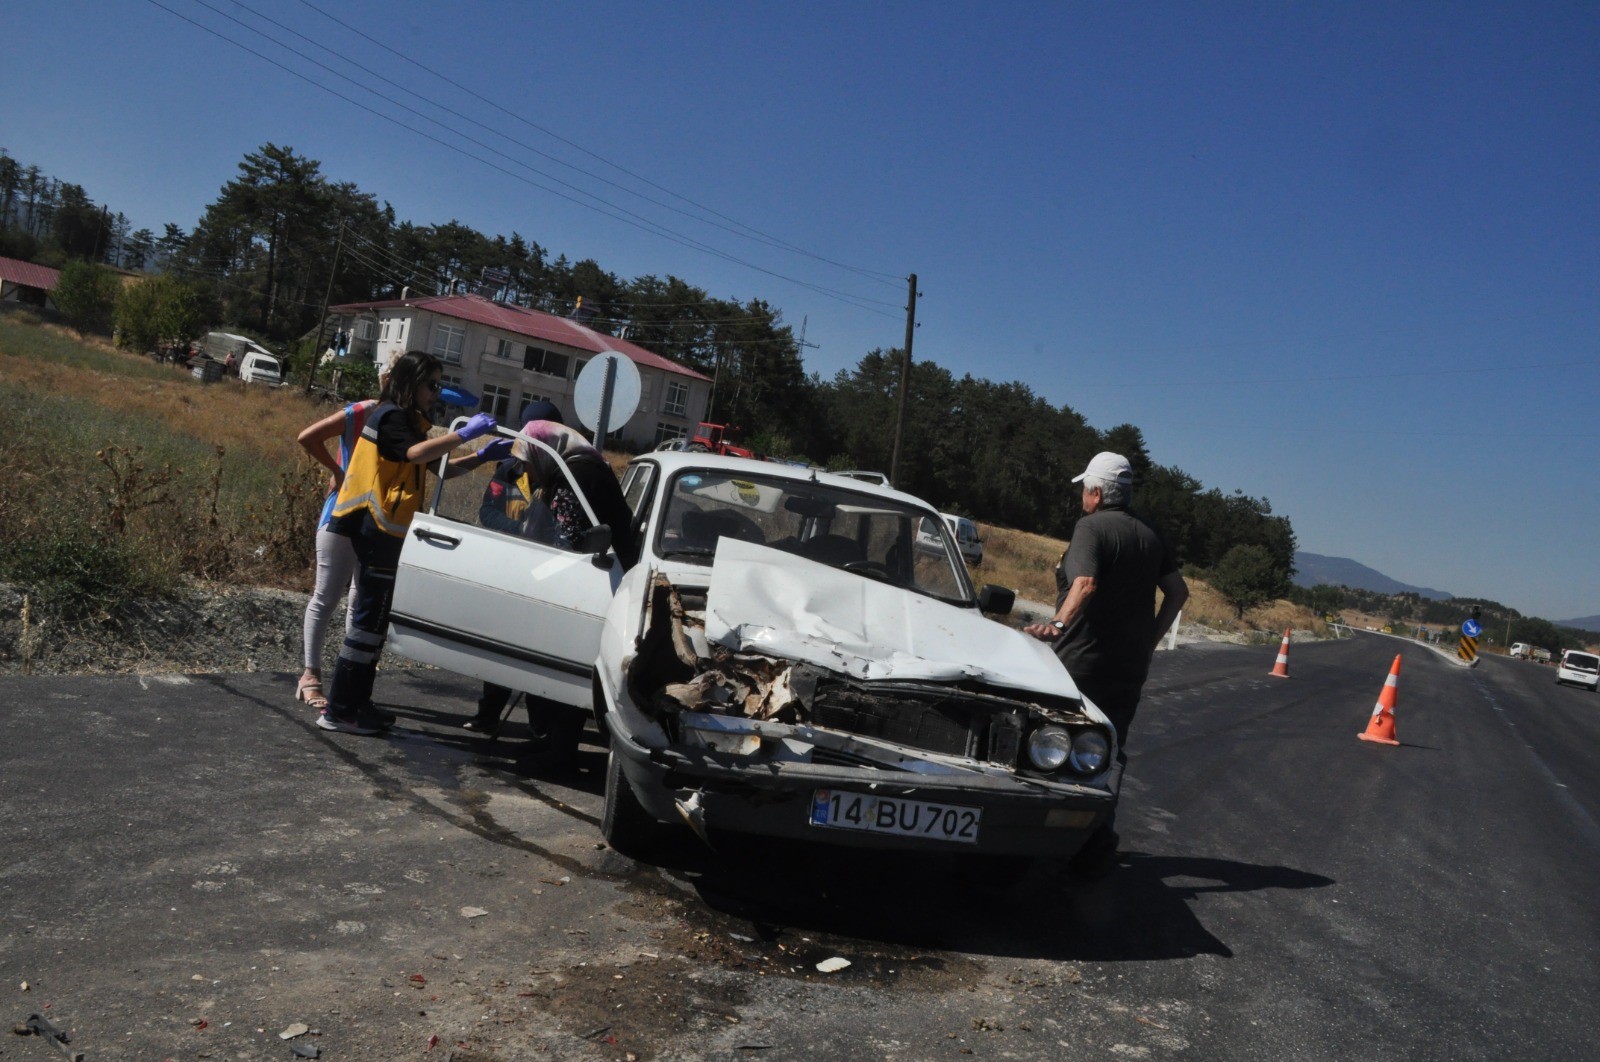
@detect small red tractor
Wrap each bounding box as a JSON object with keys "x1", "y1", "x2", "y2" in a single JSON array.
[{"x1": 686, "y1": 421, "x2": 758, "y2": 459}]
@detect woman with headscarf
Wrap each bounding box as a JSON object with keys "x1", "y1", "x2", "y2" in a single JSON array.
[{"x1": 457, "y1": 402, "x2": 637, "y2": 760}]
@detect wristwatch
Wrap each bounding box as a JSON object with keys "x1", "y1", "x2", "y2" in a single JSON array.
[{"x1": 1050, "y1": 620, "x2": 1066, "y2": 632}]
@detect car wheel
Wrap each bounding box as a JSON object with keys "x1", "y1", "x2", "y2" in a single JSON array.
[{"x1": 602, "y1": 745, "x2": 656, "y2": 856}]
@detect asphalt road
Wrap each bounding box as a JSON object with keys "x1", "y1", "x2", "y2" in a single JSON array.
[{"x1": 1, "y1": 634, "x2": 1595, "y2": 1060}]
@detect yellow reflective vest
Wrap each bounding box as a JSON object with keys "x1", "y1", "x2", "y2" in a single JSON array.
[{"x1": 330, "y1": 402, "x2": 428, "y2": 537}]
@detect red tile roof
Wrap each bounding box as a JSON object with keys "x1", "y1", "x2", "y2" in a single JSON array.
[
  {"x1": 0, "y1": 256, "x2": 62, "y2": 291},
  {"x1": 331, "y1": 293, "x2": 712, "y2": 382}
]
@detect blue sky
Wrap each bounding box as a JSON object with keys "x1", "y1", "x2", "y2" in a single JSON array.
[{"x1": 6, "y1": 2, "x2": 1597, "y2": 621}]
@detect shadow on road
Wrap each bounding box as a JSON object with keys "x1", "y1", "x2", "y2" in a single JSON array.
[{"x1": 630, "y1": 837, "x2": 1334, "y2": 963}]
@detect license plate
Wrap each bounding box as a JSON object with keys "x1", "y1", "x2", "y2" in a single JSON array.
[{"x1": 809, "y1": 789, "x2": 981, "y2": 844}]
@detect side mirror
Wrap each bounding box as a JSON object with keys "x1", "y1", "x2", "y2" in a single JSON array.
[
  {"x1": 977, "y1": 584, "x2": 1015, "y2": 616},
  {"x1": 575, "y1": 523, "x2": 612, "y2": 557}
]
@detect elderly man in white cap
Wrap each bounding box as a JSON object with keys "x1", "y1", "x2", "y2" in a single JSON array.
[{"x1": 1025, "y1": 451, "x2": 1188, "y2": 876}]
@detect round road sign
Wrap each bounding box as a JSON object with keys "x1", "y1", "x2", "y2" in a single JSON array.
[
  {"x1": 573, "y1": 351, "x2": 641, "y2": 436},
  {"x1": 1462, "y1": 619, "x2": 1482, "y2": 638}
]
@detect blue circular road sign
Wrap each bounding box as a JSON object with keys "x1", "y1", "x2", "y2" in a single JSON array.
[{"x1": 1462, "y1": 619, "x2": 1482, "y2": 638}]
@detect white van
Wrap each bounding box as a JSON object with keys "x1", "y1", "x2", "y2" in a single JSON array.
[
  {"x1": 238, "y1": 350, "x2": 283, "y2": 385},
  {"x1": 940, "y1": 513, "x2": 983, "y2": 566},
  {"x1": 1555, "y1": 650, "x2": 1599, "y2": 692}
]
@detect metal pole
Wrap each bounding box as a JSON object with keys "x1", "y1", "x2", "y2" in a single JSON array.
[
  {"x1": 889, "y1": 273, "x2": 917, "y2": 484},
  {"x1": 593, "y1": 355, "x2": 617, "y2": 449},
  {"x1": 306, "y1": 221, "x2": 344, "y2": 394}
]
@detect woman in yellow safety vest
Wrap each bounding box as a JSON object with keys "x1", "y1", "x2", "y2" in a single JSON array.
[{"x1": 319, "y1": 350, "x2": 510, "y2": 735}]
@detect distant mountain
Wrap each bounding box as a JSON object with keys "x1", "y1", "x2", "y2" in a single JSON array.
[
  {"x1": 1293, "y1": 552, "x2": 1453, "y2": 600},
  {"x1": 1557, "y1": 615, "x2": 1600, "y2": 633}
]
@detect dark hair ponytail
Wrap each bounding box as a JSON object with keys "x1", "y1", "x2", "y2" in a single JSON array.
[{"x1": 382, "y1": 350, "x2": 442, "y2": 411}]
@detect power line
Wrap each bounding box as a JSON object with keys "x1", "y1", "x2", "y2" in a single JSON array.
[
  {"x1": 1068, "y1": 357, "x2": 1599, "y2": 392},
  {"x1": 231, "y1": 0, "x2": 904, "y2": 288},
  {"x1": 289, "y1": 0, "x2": 905, "y2": 288},
  {"x1": 142, "y1": 0, "x2": 902, "y2": 320}
]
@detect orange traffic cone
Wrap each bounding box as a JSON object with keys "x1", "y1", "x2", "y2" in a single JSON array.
[
  {"x1": 1269, "y1": 628, "x2": 1292, "y2": 678},
  {"x1": 1358, "y1": 654, "x2": 1403, "y2": 746}
]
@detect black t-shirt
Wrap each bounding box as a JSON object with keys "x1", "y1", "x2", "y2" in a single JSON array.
[
  {"x1": 373, "y1": 406, "x2": 427, "y2": 462},
  {"x1": 1054, "y1": 506, "x2": 1178, "y2": 689}
]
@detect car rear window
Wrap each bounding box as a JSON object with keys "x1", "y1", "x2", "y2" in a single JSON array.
[{"x1": 1564, "y1": 653, "x2": 1598, "y2": 672}]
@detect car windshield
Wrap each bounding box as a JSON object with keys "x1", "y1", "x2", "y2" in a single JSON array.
[{"x1": 655, "y1": 468, "x2": 973, "y2": 604}]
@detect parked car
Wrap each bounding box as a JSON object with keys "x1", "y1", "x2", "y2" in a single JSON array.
[
  {"x1": 835, "y1": 469, "x2": 892, "y2": 488},
  {"x1": 1555, "y1": 650, "x2": 1599, "y2": 691},
  {"x1": 387, "y1": 447, "x2": 1119, "y2": 867},
  {"x1": 916, "y1": 512, "x2": 984, "y2": 566},
  {"x1": 238, "y1": 350, "x2": 283, "y2": 385},
  {"x1": 1510, "y1": 642, "x2": 1531, "y2": 659}
]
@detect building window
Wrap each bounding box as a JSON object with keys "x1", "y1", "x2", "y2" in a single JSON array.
[
  {"x1": 654, "y1": 422, "x2": 687, "y2": 446},
  {"x1": 573, "y1": 358, "x2": 589, "y2": 380},
  {"x1": 482, "y1": 384, "x2": 512, "y2": 421},
  {"x1": 489, "y1": 337, "x2": 519, "y2": 361},
  {"x1": 431, "y1": 323, "x2": 465, "y2": 364},
  {"x1": 379, "y1": 320, "x2": 391, "y2": 341},
  {"x1": 663, "y1": 380, "x2": 689, "y2": 417},
  {"x1": 356, "y1": 318, "x2": 377, "y2": 340},
  {"x1": 524, "y1": 345, "x2": 570, "y2": 377},
  {"x1": 638, "y1": 375, "x2": 654, "y2": 412}
]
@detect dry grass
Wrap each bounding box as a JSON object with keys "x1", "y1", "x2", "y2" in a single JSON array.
[
  {"x1": 0, "y1": 323, "x2": 324, "y2": 470},
  {"x1": 972, "y1": 520, "x2": 1065, "y2": 603},
  {"x1": 980, "y1": 521, "x2": 1322, "y2": 636},
  {"x1": 0, "y1": 310, "x2": 636, "y2": 615}
]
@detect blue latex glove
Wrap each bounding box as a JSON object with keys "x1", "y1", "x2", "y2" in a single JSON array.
[
  {"x1": 456, "y1": 412, "x2": 497, "y2": 441},
  {"x1": 476, "y1": 438, "x2": 513, "y2": 462}
]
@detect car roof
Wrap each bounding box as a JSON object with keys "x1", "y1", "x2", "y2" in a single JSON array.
[{"x1": 635, "y1": 452, "x2": 939, "y2": 512}]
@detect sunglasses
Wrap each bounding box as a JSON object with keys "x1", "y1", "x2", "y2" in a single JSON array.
[{"x1": 422, "y1": 379, "x2": 442, "y2": 391}]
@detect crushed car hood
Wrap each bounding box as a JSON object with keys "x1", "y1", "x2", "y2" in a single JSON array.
[{"x1": 704, "y1": 538, "x2": 1083, "y2": 699}]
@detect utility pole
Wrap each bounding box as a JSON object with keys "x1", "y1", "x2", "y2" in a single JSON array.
[
  {"x1": 795, "y1": 315, "x2": 820, "y2": 355},
  {"x1": 889, "y1": 274, "x2": 918, "y2": 485},
  {"x1": 306, "y1": 221, "x2": 345, "y2": 395}
]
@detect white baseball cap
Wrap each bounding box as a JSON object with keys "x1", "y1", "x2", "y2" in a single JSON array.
[{"x1": 1071, "y1": 451, "x2": 1134, "y2": 486}]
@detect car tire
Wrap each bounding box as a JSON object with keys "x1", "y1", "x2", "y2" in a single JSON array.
[{"x1": 601, "y1": 745, "x2": 656, "y2": 857}]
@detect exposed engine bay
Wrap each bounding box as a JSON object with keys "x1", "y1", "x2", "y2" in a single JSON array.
[{"x1": 626, "y1": 576, "x2": 1109, "y2": 781}]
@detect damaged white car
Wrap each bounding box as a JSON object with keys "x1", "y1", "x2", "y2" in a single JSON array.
[{"x1": 389, "y1": 449, "x2": 1120, "y2": 861}]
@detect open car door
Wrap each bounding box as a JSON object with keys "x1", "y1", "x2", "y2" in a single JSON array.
[{"x1": 388, "y1": 428, "x2": 623, "y2": 708}]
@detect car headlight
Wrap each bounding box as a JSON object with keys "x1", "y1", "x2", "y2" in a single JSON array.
[
  {"x1": 1068, "y1": 729, "x2": 1110, "y2": 774},
  {"x1": 1027, "y1": 726, "x2": 1072, "y2": 770}
]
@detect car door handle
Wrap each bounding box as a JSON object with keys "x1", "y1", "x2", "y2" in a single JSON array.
[{"x1": 412, "y1": 527, "x2": 461, "y2": 547}]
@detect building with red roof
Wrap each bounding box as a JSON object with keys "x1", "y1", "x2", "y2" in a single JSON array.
[
  {"x1": 0, "y1": 256, "x2": 62, "y2": 310},
  {"x1": 329, "y1": 292, "x2": 711, "y2": 450}
]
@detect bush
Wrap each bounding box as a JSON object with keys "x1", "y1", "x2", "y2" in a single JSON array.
[
  {"x1": 0, "y1": 522, "x2": 173, "y2": 621},
  {"x1": 334, "y1": 358, "x2": 380, "y2": 402},
  {"x1": 52, "y1": 261, "x2": 119, "y2": 335},
  {"x1": 115, "y1": 275, "x2": 205, "y2": 354},
  {"x1": 1208, "y1": 543, "x2": 1289, "y2": 618}
]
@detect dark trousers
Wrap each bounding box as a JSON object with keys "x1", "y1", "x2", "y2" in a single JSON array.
[
  {"x1": 478, "y1": 682, "x2": 586, "y2": 756},
  {"x1": 325, "y1": 527, "x2": 403, "y2": 716}
]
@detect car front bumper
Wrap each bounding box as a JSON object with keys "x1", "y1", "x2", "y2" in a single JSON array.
[{"x1": 610, "y1": 727, "x2": 1120, "y2": 858}]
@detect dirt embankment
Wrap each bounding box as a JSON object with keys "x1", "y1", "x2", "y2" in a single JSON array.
[{"x1": 0, "y1": 581, "x2": 359, "y2": 676}]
